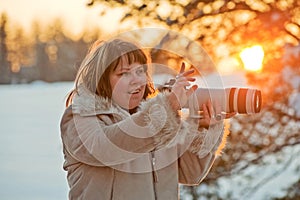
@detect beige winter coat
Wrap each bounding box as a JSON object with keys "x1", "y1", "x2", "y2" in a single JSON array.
[{"x1": 60, "y1": 85, "x2": 226, "y2": 200}]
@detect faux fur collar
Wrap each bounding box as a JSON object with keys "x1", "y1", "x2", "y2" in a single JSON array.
[{"x1": 72, "y1": 84, "x2": 130, "y2": 117}]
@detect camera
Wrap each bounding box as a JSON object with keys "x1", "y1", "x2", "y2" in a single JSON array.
[{"x1": 186, "y1": 88, "x2": 262, "y2": 117}]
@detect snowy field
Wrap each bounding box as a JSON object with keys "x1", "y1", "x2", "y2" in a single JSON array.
[
  {"x1": 0, "y1": 73, "x2": 299, "y2": 200},
  {"x1": 0, "y1": 82, "x2": 72, "y2": 200}
]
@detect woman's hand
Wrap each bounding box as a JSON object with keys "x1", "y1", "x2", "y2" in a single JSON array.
[
  {"x1": 199, "y1": 100, "x2": 237, "y2": 128},
  {"x1": 168, "y1": 62, "x2": 198, "y2": 111}
]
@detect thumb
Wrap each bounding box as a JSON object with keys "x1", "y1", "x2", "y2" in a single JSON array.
[{"x1": 186, "y1": 85, "x2": 198, "y2": 97}]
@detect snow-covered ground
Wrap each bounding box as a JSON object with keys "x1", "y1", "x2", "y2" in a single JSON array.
[
  {"x1": 217, "y1": 144, "x2": 300, "y2": 200},
  {"x1": 0, "y1": 81, "x2": 73, "y2": 200},
  {"x1": 0, "y1": 73, "x2": 299, "y2": 200}
]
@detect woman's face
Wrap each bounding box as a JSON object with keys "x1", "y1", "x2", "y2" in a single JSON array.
[{"x1": 109, "y1": 61, "x2": 147, "y2": 110}]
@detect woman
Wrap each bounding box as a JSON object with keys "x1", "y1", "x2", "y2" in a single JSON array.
[{"x1": 60, "y1": 38, "x2": 235, "y2": 200}]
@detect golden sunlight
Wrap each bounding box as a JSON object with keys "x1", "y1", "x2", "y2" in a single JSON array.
[{"x1": 239, "y1": 45, "x2": 264, "y2": 72}]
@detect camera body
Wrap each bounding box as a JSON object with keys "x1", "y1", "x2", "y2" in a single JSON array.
[{"x1": 186, "y1": 88, "x2": 262, "y2": 118}]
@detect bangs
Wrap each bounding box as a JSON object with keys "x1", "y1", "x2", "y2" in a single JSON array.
[{"x1": 113, "y1": 49, "x2": 148, "y2": 71}]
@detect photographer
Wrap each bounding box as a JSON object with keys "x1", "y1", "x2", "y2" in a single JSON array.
[{"x1": 60, "y1": 38, "x2": 236, "y2": 200}]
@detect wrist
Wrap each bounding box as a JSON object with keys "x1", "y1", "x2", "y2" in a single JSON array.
[{"x1": 166, "y1": 92, "x2": 181, "y2": 111}]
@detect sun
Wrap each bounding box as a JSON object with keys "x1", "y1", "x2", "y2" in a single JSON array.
[{"x1": 239, "y1": 45, "x2": 264, "y2": 72}]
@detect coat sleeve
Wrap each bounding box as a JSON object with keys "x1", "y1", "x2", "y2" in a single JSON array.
[
  {"x1": 178, "y1": 121, "x2": 226, "y2": 185},
  {"x1": 60, "y1": 93, "x2": 181, "y2": 167}
]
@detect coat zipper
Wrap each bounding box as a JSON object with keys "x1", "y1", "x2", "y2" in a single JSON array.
[
  {"x1": 151, "y1": 151, "x2": 158, "y2": 182},
  {"x1": 151, "y1": 151, "x2": 158, "y2": 199}
]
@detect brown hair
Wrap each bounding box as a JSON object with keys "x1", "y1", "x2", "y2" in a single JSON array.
[{"x1": 65, "y1": 39, "x2": 155, "y2": 107}]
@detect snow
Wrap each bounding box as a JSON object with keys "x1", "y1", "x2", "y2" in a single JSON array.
[
  {"x1": 289, "y1": 92, "x2": 300, "y2": 118},
  {"x1": 0, "y1": 82, "x2": 73, "y2": 200},
  {"x1": 283, "y1": 66, "x2": 300, "y2": 118},
  {"x1": 217, "y1": 145, "x2": 300, "y2": 200}
]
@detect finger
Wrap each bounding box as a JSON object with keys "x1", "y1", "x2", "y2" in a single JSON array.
[
  {"x1": 214, "y1": 101, "x2": 222, "y2": 115},
  {"x1": 191, "y1": 84, "x2": 198, "y2": 91},
  {"x1": 174, "y1": 81, "x2": 191, "y2": 89},
  {"x1": 202, "y1": 104, "x2": 210, "y2": 119},
  {"x1": 224, "y1": 112, "x2": 237, "y2": 119},
  {"x1": 186, "y1": 77, "x2": 196, "y2": 82},
  {"x1": 181, "y1": 69, "x2": 195, "y2": 77},
  {"x1": 206, "y1": 100, "x2": 215, "y2": 118},
  {"x1": 186, "y1": 85, "x2": 198, "y2": 97},
  {"x1": 176, "y1": 76, "x2": 195, "y2": 82},
  {"x1": 180, "y1": 62, "x2": 185, "y2": 73},
  {"x1": 173, "y1": 78, "x2": 195, "y2": 90}
]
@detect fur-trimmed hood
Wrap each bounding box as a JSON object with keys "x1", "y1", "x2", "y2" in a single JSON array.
[{"x1": 72, "y1": 84, "x2": 130, "y2": 118}]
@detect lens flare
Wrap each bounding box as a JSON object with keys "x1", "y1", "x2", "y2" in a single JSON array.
[{"x1": 240, "y1": 45, "x2": 264, "y2": 72}]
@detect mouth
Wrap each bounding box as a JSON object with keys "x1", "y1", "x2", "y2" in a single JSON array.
[{"x1": 129, "y1": 87, "x2": 143, "y2": 94}]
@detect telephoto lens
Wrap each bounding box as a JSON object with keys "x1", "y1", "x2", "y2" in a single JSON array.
[{"x1": 186, "y1": 88, "x2": 262, "y2": 118}]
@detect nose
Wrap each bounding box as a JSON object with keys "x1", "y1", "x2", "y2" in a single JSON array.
[
  {"x1": 130, "y1": 71, "x2": 147, "y2": 86},
  {"x1": 130, "y1": 72, "x2": 142, "y2": 85}
]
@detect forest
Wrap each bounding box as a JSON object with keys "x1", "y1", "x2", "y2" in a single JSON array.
[{"x1": 0, "y1": 13, "x2": 101, "y2": 84}]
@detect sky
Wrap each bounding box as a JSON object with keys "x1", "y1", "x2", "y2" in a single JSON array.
[{"x1": 0, "y1": 0, "x2": 121, "y2": 35}]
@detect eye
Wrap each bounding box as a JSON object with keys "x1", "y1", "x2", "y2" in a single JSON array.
[
  {"x1": 119, "y1": 71, "x2": 130, "y2": 76},
  {"x1": 136, "y1": 67, "x2": 145, "y2": 75}
]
